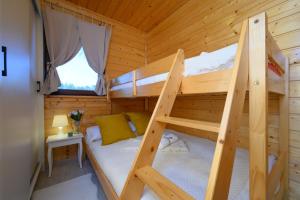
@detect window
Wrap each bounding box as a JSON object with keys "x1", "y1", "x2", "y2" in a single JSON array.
[{"x1": 56, "y1": 48, "x2": 98, "y2": 91}]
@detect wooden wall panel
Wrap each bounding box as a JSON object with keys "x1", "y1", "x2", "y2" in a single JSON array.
[
  {"x1": 44, "y1": 96, "x2": 146, "y2": 161},
  {"x1": 44, "y1": 96, "x2": 111, "y2": 161},
  {"x1": 147, "y1": 0, "x2": 300, "y2": 198},
  {"x1": 111, "y1": 98, "x2": 146, "y2": 114},
  {"x1": 106, "y1": 24, "x2": 146, "y2": 79}
]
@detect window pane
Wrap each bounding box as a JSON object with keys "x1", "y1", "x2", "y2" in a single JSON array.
[{"x1": 57, "y1": 48, "x2": 98, "y2": 91}]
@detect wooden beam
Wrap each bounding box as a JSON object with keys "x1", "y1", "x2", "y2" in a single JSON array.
[
  {"x1": 180, "y1": 69, "x2": 232, "y2": 94},
  {"x1": 268, "y1": 152, "x2": 286, "y2": 199},
  {"x1": 144, "y1": 97, "x2": 149, "y2": 112},
  {"x1": 268, "y1": 69, "x2": 285, "y2": 95},
  {"x1": 135, "y1": 166, "x2": 194, "y2": 200},
  {"x1": 205, "y1": 18, "x2": 249, "y2": 200},
  {"x1": 156, "y1": 116, "x2": 220, "y2": 133},
  {"x1": 106, "y1": 77, "x2": 111, "y2": 103},
  {"x1": 278, "y1": 54, "x2": 289, "y2": 199},
  {"x1": 136, "y1": 53, "x2": 176, "y2": 80},
  {"x1": 84, "y1": 139, "x2": 118, "y2": 200},
  {"x1": 249, "y1": 12, "x2": 268, "y2": 200},
  {"x1": 267, "y1": 31, "x2": 286, "y2": 73}
]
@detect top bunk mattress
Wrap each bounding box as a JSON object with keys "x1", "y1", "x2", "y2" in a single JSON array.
[
  {"x1": 111, "y1": 44, "x2": 238, "y2": 91},
  {"x1": 86, "y1": 129, "x2": 276, "y2": 200}
]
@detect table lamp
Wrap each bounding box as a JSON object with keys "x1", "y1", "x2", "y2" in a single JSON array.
[{"x1": 52, "y1": 115, "x2": 68, "y2": 135}]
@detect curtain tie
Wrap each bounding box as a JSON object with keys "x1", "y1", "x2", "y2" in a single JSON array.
[{"x1": 98, "y1": 74, "x2": 105, "y2": 80}]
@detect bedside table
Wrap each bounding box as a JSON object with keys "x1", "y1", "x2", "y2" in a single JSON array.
[{"x1": 46, "y1": 133, "x2": 83, "y2": 177}]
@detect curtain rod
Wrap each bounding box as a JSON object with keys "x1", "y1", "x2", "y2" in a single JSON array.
[{"x1": 42, "y1": 0, "x2": 113, "y2": 27}]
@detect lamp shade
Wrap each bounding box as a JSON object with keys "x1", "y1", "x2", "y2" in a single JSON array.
[{"x1": 52, "y1": 115, "x2": 68, "y2": 128}]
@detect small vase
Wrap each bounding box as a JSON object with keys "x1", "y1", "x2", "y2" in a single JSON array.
[{"x1": 72, "y1": 120, "x2": 81, "y2": 133}]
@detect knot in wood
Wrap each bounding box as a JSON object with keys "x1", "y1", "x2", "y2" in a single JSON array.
[{"x1": 150, "y1": 146, "x2": 154, "y2": 152}]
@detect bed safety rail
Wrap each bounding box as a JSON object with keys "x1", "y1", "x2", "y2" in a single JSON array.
[{"x1": 108, "y1": 31, "x2": 286, "y2": 100}]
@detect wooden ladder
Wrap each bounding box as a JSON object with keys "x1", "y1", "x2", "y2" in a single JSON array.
[{"x1": 120, "y1": 20, "x2": 249, "y2": 200}]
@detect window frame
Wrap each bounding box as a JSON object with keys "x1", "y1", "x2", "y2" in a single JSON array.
[
  {"x1": 43, "y1": 30, "x2": 97, "y2": 96},
  {"x1": 50, "y1": 89, "x2": 97, "y2": 96}
]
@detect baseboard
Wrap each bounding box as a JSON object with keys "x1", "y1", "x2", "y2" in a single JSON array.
[{"x1": 29, "y1": 162, "x2": 41, "y2": 200}]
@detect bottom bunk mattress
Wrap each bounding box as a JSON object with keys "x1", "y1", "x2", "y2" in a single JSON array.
[{"x1": 86, "y1": 129, "x2": 276, "y2": 200}]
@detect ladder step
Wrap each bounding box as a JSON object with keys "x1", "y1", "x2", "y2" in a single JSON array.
[
  {"x1": 156, "y1": 116, "x2": 220, "y2": 133},
  {"x1": 135, "y1": 166, "x2": 194, "y2": 200}
]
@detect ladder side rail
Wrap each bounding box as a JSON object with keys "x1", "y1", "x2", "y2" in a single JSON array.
[
  {"x1": 249, "y1": 12, "x2": 268, "y2": 200},
  {"x1": 120, "y1": 49, "x2": 185, "y2": 200},
  {"x1": 205, "y1": 19, "x2": 249, "y2": 200}
]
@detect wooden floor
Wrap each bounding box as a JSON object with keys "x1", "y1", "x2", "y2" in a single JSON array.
[{"x1": 35, "y1": 159, "x2": 107, "y2": 200}]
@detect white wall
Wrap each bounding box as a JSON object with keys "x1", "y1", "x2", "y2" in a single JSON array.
[{"x1": 0, "y1": 0, "x2": 44, "y2": 199}]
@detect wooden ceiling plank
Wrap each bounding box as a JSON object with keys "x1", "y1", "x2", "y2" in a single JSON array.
[
  {"x1": 102, "y1": 0, "x2": 114, "y2": 18},
  {"x1": 137, "y1": 0, "x2": 187, "y2": 32},
  {"x1": 120, "y1": 0, "x2": 143, "y2": 26},
  {"x1": 147, "y1": 0, "x2": 220, "y2": 38},
  {"x1": 78, "y1": 0, "x2": 88, "y2": 8},
  {"x1": 130, "y1": 0, "x2": 165, "y2": 30},
  {"x1": 86, "y1": 0, "x2": 99, "y2": 12},
  {"x1": 126, "y1": 0, "x2": 158, "y2": 27},
  {"x1": 104, "y1": 0, "x2": 123, "y2": 18},
  {"x1": 67, "y1": 0, "x2": 191, "y2": 32},
  {"x1": 148, "y1": 0, "x2": 282, "y2": 48},
  {"x1": 111, "y1": 0, "x2": 132, "y2": 19},
  {"x1": 96, "y1": 0, "x2": 110, "y2": 15}
]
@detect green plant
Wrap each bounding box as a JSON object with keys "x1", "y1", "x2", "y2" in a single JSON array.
[{"x1": 69, "y1": 110, "x2": 84, "y2": 122}]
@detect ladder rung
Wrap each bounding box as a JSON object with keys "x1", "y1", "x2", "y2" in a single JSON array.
[
  {"x1": 135, "y1": 166, "x2": 194, "y2": 200},
  {"x1": 156, "y1": 116, "x2": 220, "y2": 133}
]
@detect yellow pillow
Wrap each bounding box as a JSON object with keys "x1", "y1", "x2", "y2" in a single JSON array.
[
  {"x1": 126, "y1": 112, "x2": 151, "y2": 135},
  {"x1": 95, "y1": 113, "x2": 136, "y2": 145}
]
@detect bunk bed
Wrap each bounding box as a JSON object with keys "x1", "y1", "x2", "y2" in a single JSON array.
[{"x1": 84, "y1": 12, "x2": 288, "y2": 200}]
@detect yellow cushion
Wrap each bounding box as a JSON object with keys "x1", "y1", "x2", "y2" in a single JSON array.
[
  {"x1": 95, "y1": 113, "x2": 136, "y2": 145},
  {"x1": 126, "y1": 112, "x2": 151, "y2": 135}
]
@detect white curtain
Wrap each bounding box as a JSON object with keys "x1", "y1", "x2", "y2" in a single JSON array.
[
  {"x1": 78, "y1": 20, "x2": 112, "y2": 95},
  {"x1": 42, "y1": 7, "x2": 112, "y2": 95},
  {"x1": 42, "y1": 7, "x2": 81, "y2": 94}
]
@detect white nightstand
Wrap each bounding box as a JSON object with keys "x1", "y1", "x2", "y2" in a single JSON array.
[{"x1": 46, "y1": 133, "x2": 83, "y2": 177}]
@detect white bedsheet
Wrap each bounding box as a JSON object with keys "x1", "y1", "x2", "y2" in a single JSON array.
[
  {"x1": 111, "y1": 44, "x2": 238, "y2": 91},
  {"x1": 87, "y1": 129, "x2": 276, "y2": 200}
]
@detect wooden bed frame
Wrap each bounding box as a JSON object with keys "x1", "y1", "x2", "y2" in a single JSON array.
[
  {"x1": 85, "y1": 12, "x2": 288, "y2": 200},
  {"x1": 84, "y1": 139, "x2": 119, "y2": 200}
]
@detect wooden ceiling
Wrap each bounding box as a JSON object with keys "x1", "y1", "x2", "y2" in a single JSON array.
[{"x1": 66, "y1": 0, "x2": 190, "y2": 32}]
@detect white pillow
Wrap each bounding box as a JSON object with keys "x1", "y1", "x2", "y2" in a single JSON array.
[
  {"x1": 128, "y1": 121, "x2": 137, "y2": 133},
  {"x1": 86, "y1": 126, "x2": 101, "y2": 144}
]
